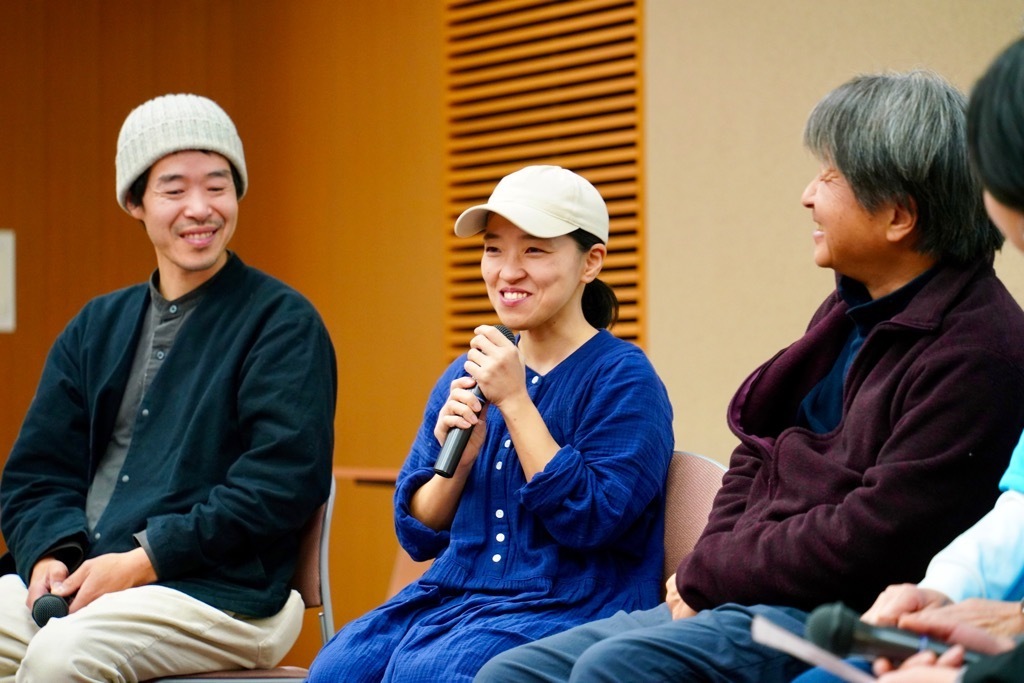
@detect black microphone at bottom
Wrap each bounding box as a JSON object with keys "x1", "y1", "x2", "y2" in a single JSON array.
[
  {"x1": 32, "y1": 593, "x2": 69, "y2": 627},
  {"x1": 434, "y1": 324, "x2": 516, "y2": 478},
  {"x1": 805, "y1": 602, "x2": 980, "y2": 665}
]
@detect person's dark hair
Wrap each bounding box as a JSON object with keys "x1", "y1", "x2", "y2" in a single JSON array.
[
  {"x1": 124, "y1": 154, "x2": 244, "y2": 209},
  {"x1": 568, "y1": 229, "x2": 618, "y2": 330},
  {"x1": 968, "y1": 37, "x2": 1024, "y2": 213},
  {"x1": 804, "y1": 70, "x2": 1002, "y2": 264}
]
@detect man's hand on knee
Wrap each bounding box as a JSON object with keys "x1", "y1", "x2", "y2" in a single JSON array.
[{"x1": 57, "y1": 548, "x2": 157, "y2": 613}]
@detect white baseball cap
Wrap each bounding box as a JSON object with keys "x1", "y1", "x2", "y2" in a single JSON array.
[{"x1": 454, "y1": 165, "x2": 609, "y2": 243}]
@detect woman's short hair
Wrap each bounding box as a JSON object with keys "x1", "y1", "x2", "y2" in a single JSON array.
[
  {"x1": 804, "y1": 70, "x2": 1001, "y2": 264},
  {"x1": 968, "y1": 37, "x2": 1024, "y2": 213}
]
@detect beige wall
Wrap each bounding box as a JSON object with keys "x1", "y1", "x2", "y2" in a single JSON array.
[{"x1": 646, "y1": 0, "x2": 1024, "y2": 462}]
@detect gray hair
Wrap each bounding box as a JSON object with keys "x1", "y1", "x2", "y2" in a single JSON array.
[{"x1": 804, "y1": 70, "x2": 1002, "y2": 264}]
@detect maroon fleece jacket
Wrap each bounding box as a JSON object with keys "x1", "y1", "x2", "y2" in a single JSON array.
[{"x1": 679, "y1": 259, "x2": 1024, "y2": 613}]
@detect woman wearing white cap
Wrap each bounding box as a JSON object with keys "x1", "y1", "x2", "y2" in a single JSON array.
[{"x1": 308, "y1": 165, "x2": 674, "y2": 682}]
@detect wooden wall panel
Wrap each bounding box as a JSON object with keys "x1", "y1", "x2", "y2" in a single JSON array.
[{"x1": 443, "y1": 0, "x2": 644, "y2": 357}]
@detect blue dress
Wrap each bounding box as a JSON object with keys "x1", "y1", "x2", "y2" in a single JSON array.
[{"x1": 307, "y1": 330, "x2": 674, "y2": 682}]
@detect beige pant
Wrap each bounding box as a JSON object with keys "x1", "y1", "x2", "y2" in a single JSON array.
[{"x1": 0, "y1": 573, "x2": 303, "y2": 682}]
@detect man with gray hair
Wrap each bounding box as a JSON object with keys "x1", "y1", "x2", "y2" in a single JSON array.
[
  {"x1": 476, "y1": 71, "x2": 1024, "y2": 682},
  {"x1": 0, "y1": 93, "x2": 337, "y2": 680}
]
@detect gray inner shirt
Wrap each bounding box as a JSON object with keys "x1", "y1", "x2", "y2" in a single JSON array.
[{"x1": 84, "y1": 275, "x2": 205, "y2": 537}]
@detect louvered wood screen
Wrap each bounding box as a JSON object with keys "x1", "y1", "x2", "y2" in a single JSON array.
[{"x1": 443, "y1": 0, "x2": 643, "y2": 360}]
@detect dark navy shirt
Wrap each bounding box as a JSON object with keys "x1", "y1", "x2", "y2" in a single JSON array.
[{"x1": 797, "y1": 268, "x2": 937, "y2": 433}]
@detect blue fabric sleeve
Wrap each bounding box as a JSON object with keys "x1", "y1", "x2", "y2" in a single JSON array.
[
  {"x1": 393, "y1": 358, "x2": 466, "y2": 561},
  {"x1": 518, "y1": 351, "x2": 674, "y2": 552},
  {"x1": 919, "y1": 490, "x2": 1024, "y2": 602},
  {"x1": 998, "y1": 431, "x2": 1024, "y2": 493}
]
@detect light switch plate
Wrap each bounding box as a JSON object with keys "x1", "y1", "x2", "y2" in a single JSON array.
[{"x1": 0, "y1": 230, "x2": 15, "y2": 332}]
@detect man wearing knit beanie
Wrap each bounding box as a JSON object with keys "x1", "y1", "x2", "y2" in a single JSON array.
[{"x1": 0, "y1": 94, "x2": 338, "y2": 680}]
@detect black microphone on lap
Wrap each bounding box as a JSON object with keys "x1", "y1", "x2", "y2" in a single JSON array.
[
  {"x1": 434, "y1": 324, "x2": 516, "y2": 479},
  {"x1": 31, "y1": 593, "x2": 69, "y2": 627},
  {"x1": 805, "y1": 602, "x2": 981, "y2": 665}
]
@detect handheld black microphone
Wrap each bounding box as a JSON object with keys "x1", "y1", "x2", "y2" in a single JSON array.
[
  {"x1": 805, "y1": 602, "x2": 981, "y2": 665},
  {"x1": 31, "y1": 593, "x2": 69, "y2": 627},
  {"x1": 434, "y1": 324, "x2": 516, "y2": 478}
]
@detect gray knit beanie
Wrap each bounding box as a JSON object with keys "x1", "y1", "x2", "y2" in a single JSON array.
[{"x1": 115, "y1": 93, "x2": 247, "y2": 212}]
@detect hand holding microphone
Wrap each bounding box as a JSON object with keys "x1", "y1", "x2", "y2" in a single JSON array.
[
  {"x1": 434, "y1": 324, "x2": 516, "y2": 478},
  {"x1": 28, "y1": 558, "x2": 72, "y2": 627},
  {"x1": 31, "y1": 593, "x2": 69, "y2": 627},
  {"x1": 805, "y1": 601, "x2": 981, "y2": 666}
]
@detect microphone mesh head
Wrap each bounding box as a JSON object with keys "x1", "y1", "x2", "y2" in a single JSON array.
[
  {"x1": 805, "y1": 602, "x2": 856, "y2": 655},
  {"x1": 32, "y1": 594, "x2": 69, "y2": 627},
  {"x1": 494, "y1": 324, "x2": 516, "y2": 344}
]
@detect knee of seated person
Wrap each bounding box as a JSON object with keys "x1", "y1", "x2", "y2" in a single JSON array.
[
  {"x1": 21, "y1": 620, "x2": 107, "y2": 680},
  {"x1": 572, "y1": 633, "x2": 703, "y2": 683},
  {"x1": 570, "y1": 640, "x2": 639, "y2": 683},
  {"x1": 474, "y1": 648, "x2": 529, "y2": 683}
]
